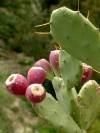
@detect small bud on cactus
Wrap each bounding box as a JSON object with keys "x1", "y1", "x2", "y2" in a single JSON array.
[
  {"x1": 81, "y1": 63, "x2": 93, "y2": 84},
  {"x1": 49, "y1": 50, "x2": 60, "y2": 75},
  {"x1": 34, "y1": 59, "x2": 51, "y2": 73},
  {"x1": 25, "y1": 84, "x2": 46, "y2": 103},
  {"x1": 5, "y1": 74, "x2": 28, "y2": 95},
  {"x1": 27, "y1": 67, "x2": 46, "y2": 85}
]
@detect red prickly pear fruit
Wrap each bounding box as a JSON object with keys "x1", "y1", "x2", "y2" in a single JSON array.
[
  {"x1": 5, "y1": 74, "x2": 28, "y2": 95},
  {"x1": 34, "y1": 59, "x2": 51, "y2": 73},
  {"x1": 34, "y1": 59, "x2": 53, "y2": 80},
  {"x1": 27, "y1": 67, "x2": 46, "y2": 85},
  {"x1": 49, "y1": 50, "x2": 60, "y2": 75},
  {"x1": 81, "y1": 63, "x2": 93, "y2": 84},
  {"x1": 25, "y1": 84, "x2": 46, "y2": 103}
]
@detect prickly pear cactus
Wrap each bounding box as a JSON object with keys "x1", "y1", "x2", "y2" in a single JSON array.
[
  {"x1": 50, "y1": 7, "x2": 100, "y2": 72},
  {"x1": 32, "y1": 50, "x2": 87, "y2": 133},
  {"x1": 5, "y1": 6, "x2": 100, "y2": 133},
  {"x1": 32, "y1": 50, "x2": 100, "y2": 133}
]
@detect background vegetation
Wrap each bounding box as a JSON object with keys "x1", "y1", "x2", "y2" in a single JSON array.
[
  {"x1": 0, "y1": 0, "x2": 99, "y2": 59},
  {"x1": 0, "y1": 0, "x2": 100, "y2": 132}
]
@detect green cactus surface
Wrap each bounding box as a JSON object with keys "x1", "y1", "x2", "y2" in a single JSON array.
[
  {"x1": 52, "y1": 76, "x2": 71, "y2": 114},
  {"x1": 50, "y1": 7, "x2": 100, "y2": 72},
  {"x1": 59, "y1": 50, "x2": 83, "y2": 88},
  {"x1": 32, "y1": 48, "x2": 100, "y2": 132},
  {"x1": 33, "y1": 93, "x2": 86, "y2": 133},
  {"x1": 31, "y1": 6, "x2": 100, "y2": 133},
  {"x1": 71, "y1": 80, "x2": 100, "y2": 130}
]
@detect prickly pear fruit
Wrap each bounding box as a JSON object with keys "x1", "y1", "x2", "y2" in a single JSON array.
[
  {"x1": 27, "y1": 67, "x2": 46, "y2": 84},
  {"x1": 49, "y1": 50, "x2": 60, "y2": 76},
  {"x1": 34, "y1": 59, "x2": 51, "y2": 73},
  {"x1": 25, "y1": 84, "x2": 46, "y2": 103},
  {"x1": 81, "y1": 63, "x2": 93, "y2": 84},
  {"x1": 5, "y1": 73, "x2": 28, "y2": 95},
  {"x1": 34, "y1": 59, "x2": 53, "y2": 80},
  {"x1": 50, "y1": 7, "x2": 100, "y2": 71}
]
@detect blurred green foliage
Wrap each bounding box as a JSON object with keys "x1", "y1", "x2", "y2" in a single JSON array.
[
  {"x1": 0, "y1": 0, "x2": 52, "y2": 60},
  {"x1": 0, "y1": 0, "x2": 100, "y2": 60},
  {"x1": 33, "y1": 119, "x2": 58, "y2": 133}
]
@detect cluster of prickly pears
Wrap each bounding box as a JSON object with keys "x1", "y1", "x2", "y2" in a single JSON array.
[
  {"x1": 5, "y1": 50, "x2": 61, "y2": 103},
  {"x1": 5, "y1": 49, "x2": 93, "y2": 102},
  {"x1": 5, "y1": 50, "x2": 96, "y2": 132}
]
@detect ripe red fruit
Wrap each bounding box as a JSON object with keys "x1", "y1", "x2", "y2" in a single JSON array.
[
  {"x1": 81, "y1": 63, "x2": 93, "y2": 84},
  {"x1": 34, "y1": 59, "x2": 51, "y2": 73},
  {"x1": 27, "y1": 67, "x2": 46, "y2": 85},
  {"x1": 25, "y1": 84, "x2": 46, "y2": 103},
  {"x1": 34, "y1": 59, "x2": 54, "y2": 80},
  {"x1": 5, "y1": 74, "x2": 28, "y2": 95},
  {"x1": 49, "y1": 50, "x2": 60, "y2": 73}
]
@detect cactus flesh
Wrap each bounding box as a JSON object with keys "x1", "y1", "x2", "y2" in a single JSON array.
[{"x1": 50, "y1": 7, "x2": 100, "y2": 71}]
